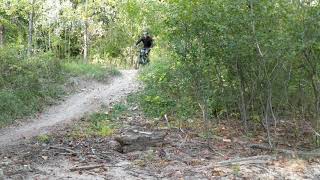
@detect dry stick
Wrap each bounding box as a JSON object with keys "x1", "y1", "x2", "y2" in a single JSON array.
[
  {"x1": 213, "y1": 155, "x2": 275, "y2": 167},
  {"x1": 268, "y1": 62, "x2": 280, "y2": 135},
  {"x1": 178, "y1": 134, "x2": 189, "y2": 148},
  {"x1": 304, "y1": 120, "x2": 320, "y2": 137},
  {"x1": 49, "y1": 146, "x2": 78, "y2": 155},
  {"x1": 59, "y1": 153, "x2": 74, "y2": 156},
  {"x1": 311, "y1": 127, "x2": 320, "y2": 137},
  {"x1": 207, "y1": 144, "x2": 226, "y2": 157},
  {"x1": 251, "y1": 164, "x2": 272, "y2": 174},
  {"x1": 70, "y1": 164, "x2": 123, "y2": 172},
  {"x1": 249, "y1": 144, "x2": 320, "y2": 158},
  {"x1": 164, "y1": 114, "x2": 170, "y2": 127},
  {"x1": 264, "y1": 97, "x2": 273, "y2": 148},
  {"x1": 199, "y1": 102, "x2": 212, "y2": 150},
  {"x1": 70, "y1": 165, "x2": 104, "y2": 172},
  {"x1": 236, "y1": 59, "x2": 248, "y2": 132},
  {"x1": 127, "y1": 169, "x2": 163, "y2": 179}
]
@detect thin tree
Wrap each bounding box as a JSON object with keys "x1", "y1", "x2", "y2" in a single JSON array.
[
  {"x1": 0, "y1": 25, "x2": 4, "y2": 47},
  {"x1": 28, "y1": 0, "x2": 35, "y2": 57},
  {"x1": 83, "y1": 0, "x2": 89, "y2": 63}
]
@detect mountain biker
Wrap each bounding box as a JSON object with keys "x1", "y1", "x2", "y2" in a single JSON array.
[{"x1": 136, "y1": 31, "x2": 153, "y2": 64}]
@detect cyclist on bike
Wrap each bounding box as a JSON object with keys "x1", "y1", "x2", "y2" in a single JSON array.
[{"x1": 136, "y1": 31, "x2": 153, "y2": 64}]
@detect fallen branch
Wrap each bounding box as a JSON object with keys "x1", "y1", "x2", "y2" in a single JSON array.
[
  {"x1": 70, "y1": 164, "x2": 104, "y2": 172},
  {"x1": 249, "y1": 144, "x2": 320, "y2": 158},
  {"x1": 212, "y1": 155, "x2": 275, "y2": 167},
  {"x1": 208, "y1": 145, "x2": 225, "y2": 157},
  {"x1": 70, "y1": 164, "x2": 123, "y2": 171},
  {"x1": 127, "y1": 168, "x2": 163, "y2": 179},
  {"x1": 304, "y1": 120, "x2": 320, "y2": 137},
  {"x1": 49, "y1": 146, "x2": 78, "y2": 155},
  {"x1": 59, "y1": 153, "x2": 75, "y2": 156}
]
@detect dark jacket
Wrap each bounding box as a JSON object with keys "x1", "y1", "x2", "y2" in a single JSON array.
[{"x1": 136, "y1": 36, "x2": 153, "y2": 48}]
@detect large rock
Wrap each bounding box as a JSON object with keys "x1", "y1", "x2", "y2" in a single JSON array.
[{"x1": 114, "y1": 129, "x2": 167, "y2": 153}]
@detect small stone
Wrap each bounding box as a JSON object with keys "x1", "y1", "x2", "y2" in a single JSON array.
[
  {"x1": 108, "y1": 140, "x2": 122, "y2": 152},
  {"x1": 23, "y1": 165, "x2": 32, "y2": 171},
  {"x1": 173, "y1": 171, "x2": 183, "y2": 179},
  {"x1": 158, "y1": 149, "x2": 166, "y2": 159},
  {"x1": 1, "y1": 161, "x2": 9, "y2": 166},
  {"x1": 222, "y1": 139, "x2": 231, "y2": 143}
]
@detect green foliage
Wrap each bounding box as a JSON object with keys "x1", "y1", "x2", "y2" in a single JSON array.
[
  {"x1": 232, "y1": 165, "x2": 241, "y2": 176},
  {"x1": 135, "y1": 0, "x2": 320, "y2": 139},
  {"x1": 36, "y1": 134, "x2": 51, "y2": 143},
  {"x1": 89, "y1": 113, "x2": 114, "y2": 137},
  {"x1": 0, "y1": 46, "x2": 120, "y2": 127},
  {"x1": 0, "y1": 0, "x2": 29, "y2": 44},
  {"x1": 62, "y1": 62, "x2": 120, "y2": 81},
  {"x1": 137, "y1": 58, "x2": 196, "y2": 118},
  {"x1": 0, "y1": 47, "x2": 64, "y2": 126},
  {"x1": 111, "y1": 103, "x2": 128, "y2": 119}
]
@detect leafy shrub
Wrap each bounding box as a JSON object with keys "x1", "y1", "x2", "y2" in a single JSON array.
[
  {"x1": 137, "y1": 58, "x2": 197, "y2": 119},
  {"x1": 0, "y1": 47, "x2": 64, "y2": 126}
]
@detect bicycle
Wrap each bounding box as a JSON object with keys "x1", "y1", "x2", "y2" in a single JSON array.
[{"x1": 135, "y1": 47, "x2": 150, "y2": 69}]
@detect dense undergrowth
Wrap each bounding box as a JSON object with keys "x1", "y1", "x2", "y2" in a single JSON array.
[
  {"x1": 135, "y1": 59, "x2": 195, "y2": 119},
  {"x1": 131, "y1": 0, "x2": 320, "y2": 146},
  {"x1": 0, "y1": 47, "x2": 119, "y2": 127}
]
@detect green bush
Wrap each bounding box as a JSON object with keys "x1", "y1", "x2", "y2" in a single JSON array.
[
  {"x1": 137, "y1": 58, "x2": 196, "y2": 119},
  {"x1": 0, "y1": 47, "x2": 64, "y2": 126}
]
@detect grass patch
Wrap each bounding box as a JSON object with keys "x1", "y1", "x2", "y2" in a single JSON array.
[
  {"x1": 69, "y1": 103, "x2": 128, "y2": 139},
  {"x1": 62, "y1": 62, "x2": 121, "y2": 81},
  {"x1": 36, "y1": 134, "x2": 51, "y2": 143}
]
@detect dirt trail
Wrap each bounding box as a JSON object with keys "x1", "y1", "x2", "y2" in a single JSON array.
[
  {"x1": 0, "y1": 70, "x2": 139, "y2": 148},
  {"x1": 1, "y1": 69, "x2": 320, "y2": 180}
]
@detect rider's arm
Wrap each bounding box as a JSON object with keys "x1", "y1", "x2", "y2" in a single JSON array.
[{"x1": 136, "y1": 38, "x2": 142, "y2": 46}]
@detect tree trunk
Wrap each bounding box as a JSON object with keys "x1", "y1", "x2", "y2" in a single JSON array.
[
  {"x1": 48, "y1": 29, "x2": 51, "y2": 51},
  {"x1": 28, "y1": 0, "x2": 36, "y2": 57},
  {"x1": 83, "y1": 0, "x2": 89, "y2": 63},
  {"x1": 64, "y1": 25, "x2": 67, "y2": 58},
  {"x1": 68, "y1": 23, "x2": 71, "y2": 58},
  {"x1": 0, "y1": 25, "x2": 4, "y2": 47},
  {"x1": 249, "y1": 0, "x2": 274, "y2": 147},
  {"x1": 236, "y1": 59, "x2": 248, "y2": 131}
]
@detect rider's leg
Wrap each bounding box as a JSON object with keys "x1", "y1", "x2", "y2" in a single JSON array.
[
  {"x1": 139, "y1": 49, "x2": 144, "y2": 64},
  {"x1": 145, "y1": 48, "x2": 151, "y2": 63}
]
